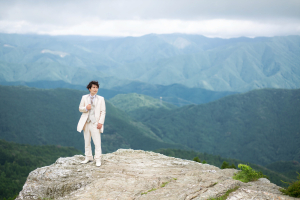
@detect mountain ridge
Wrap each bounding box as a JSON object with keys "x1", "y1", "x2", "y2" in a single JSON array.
[{"x1": 1, "y1": 33, "x2": 300, "y2": 92}]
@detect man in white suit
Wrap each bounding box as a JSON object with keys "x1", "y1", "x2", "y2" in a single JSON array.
[{"x1": 77, "y1": 81, "x2": 106, "y2": 167}]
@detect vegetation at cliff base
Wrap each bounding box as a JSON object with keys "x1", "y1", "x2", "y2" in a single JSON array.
[
  {"x1": 155, "y1": 148, "x2": 295, "y2": 187},
  {"x1": 221, "y1": 161, "x2": 236, "y2": 169},
  {"x1": 0, "y1": 139, "x2": 81, "y2": 200},
  {"x1": 233, "y1": 164, "x2": 268, "y2": 183},
  {"x1": 280, "y1": 172, "x2": 300, "y2": 198},
  {"x1": 193, "y1": 156, "x2": 201, "y2": 163}
]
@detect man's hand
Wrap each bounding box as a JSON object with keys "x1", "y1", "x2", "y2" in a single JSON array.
[
  {"x1": 97, "y1": 123, "x2": 103, "y2": 129},
  {"x1": 86, "y1": 104, "x2": 91, "y2": 110}
]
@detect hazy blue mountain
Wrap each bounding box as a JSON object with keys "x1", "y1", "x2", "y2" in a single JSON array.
[
  {"x1": 104, "y1": 35, "x2": 300, "y2": 91},
  {"x1": 1, "y1": 33, "x2": 300, "y2": 92},
  {"x1": 134, "y1": 88, "x2": 300, "y2": 166},
  {"x1": 0, "y1": 85, "x2": 186, "y2": 153}
]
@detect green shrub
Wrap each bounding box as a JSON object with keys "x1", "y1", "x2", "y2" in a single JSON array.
[
  {"x1": 233, "y1": 164, "x2": 268, "y2": 183},
  {"x1": 280, "y1": 172, "x2": 300, "y2": 198},
  {"x1": 221, "y1": 161, "x2": 236, "y2": 169},
  {"x1": 202, "y1": 160, "x2": 207, "y2": 164},
  {"x1": 193, "y1": 157, "x2": 201, "y2": 163}
]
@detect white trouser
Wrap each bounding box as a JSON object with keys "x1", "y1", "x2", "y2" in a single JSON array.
[{"x1": 83, "y1": 122, "x2": 102, "y2": 161}]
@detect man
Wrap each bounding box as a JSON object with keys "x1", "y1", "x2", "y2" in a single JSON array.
[{"x1": 77, "y1": 81, "x2": 106, "y2": 167}]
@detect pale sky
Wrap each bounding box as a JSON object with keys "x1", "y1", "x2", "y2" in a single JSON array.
[{"x1": 0, "y1": 0, "x2": 300, "y2": 38}]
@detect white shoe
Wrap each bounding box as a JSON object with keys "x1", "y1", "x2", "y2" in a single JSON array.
[
  {"x1": 81, "y1": 159, "x2": 93, "y2": 164},
  {"x1": 96, "y1": 160, "x2": 101, "y2": 167}
]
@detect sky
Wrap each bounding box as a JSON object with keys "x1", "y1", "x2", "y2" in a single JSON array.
[{"x1": 0, "y1": 0, "x2": 300, "y2": 38}]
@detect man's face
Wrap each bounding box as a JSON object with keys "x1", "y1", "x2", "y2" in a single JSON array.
[{"x1": 89, "y1": 84, "x2": 99, "y2": 95}]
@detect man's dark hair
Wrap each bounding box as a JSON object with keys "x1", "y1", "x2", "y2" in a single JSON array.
[{"x1": 86, "y1": 81, "x2": 99, "y2": 89}]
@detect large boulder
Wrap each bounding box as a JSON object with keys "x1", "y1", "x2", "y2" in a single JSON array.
[{"x1": 16, "y1": 149, "x2": 296, "y2": 200}]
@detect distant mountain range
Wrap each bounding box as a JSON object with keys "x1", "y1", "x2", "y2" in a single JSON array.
[{"x1": 0, "y1": 33, "x2": 300, "y2": 92}]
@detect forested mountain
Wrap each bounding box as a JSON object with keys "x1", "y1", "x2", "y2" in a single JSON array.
[
  {"x1": 120, "y1": 88, "x2": 300, "y2": 166},
  {"x1": 0, "y1": 139, "x2": 81, "y2": 199},
  {"x1": 110, "y1": 82, "x2": 237, "y2": 106},
  {"x1": 1, "y1": 33, "x2": 300, "y2": 92},
  {"x1": 0, "y1": 80, "x2": 237, "y2": 106},
  {"x1": 0, "y1": 85, "x2": 185, "y2": 154},
  {"x1": 1, "y1": 85, "x2": 299, "y2": 166},
  {"x1": 1, "y1": 85, "x2": 299, "y2": 167},
  {"x1": 266, "y1": 161, "x2": 300, "y2": 181}
]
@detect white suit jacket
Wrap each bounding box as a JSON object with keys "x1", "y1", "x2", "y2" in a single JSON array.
[{"x1": 77, "y1": 94, "x2": 106, "y2": 133}]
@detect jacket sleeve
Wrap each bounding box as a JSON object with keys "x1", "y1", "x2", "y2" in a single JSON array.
[
  {"x1": 98, "y1": 97, "x2": 106, "y2": 124},
  {"x1": 79, "y1": 96, "x2": 88, "y2": 113}
]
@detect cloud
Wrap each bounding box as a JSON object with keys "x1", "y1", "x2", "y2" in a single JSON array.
[{"x1": 0, "y1": 0, "x2": 299, "y2": 38}]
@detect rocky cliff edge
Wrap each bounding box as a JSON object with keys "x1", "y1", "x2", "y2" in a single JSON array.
[{"x1": 16, "y1": 149, "x2": 296, "y2": 200}]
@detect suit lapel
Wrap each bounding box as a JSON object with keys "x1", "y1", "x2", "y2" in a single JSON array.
[
  {"x1": 86, "y1": 95, "x2": 90, "y2": 105},
  {"x1": 95, "y1": 95, "x2": 99, "y2": 106}
]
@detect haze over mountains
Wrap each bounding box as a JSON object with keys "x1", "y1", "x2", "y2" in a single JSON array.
[{"x1": 0, "y1": 33, "x2": 300, "y2": 94}]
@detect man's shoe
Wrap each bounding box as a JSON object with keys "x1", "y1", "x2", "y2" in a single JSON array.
[
  {"x1": 96, "y1": 160, "x2": 101, "y2": 167},
  {"x1": 81, "y1": 159, "x2": 93, "y2": 164}
]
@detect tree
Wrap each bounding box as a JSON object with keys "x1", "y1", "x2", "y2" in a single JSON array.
[{"x1": 193, "y1": 157, "x2": 201, "y2": 163}]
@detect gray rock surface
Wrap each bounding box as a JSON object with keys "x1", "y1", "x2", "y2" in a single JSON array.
[{"x1": 16, "y1": 149, "x2": 297, "y2": 200}]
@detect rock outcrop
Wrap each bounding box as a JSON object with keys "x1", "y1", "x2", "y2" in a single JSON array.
[{"x1": 17, "y1": 149, "x2": 296, "y2": 200}]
